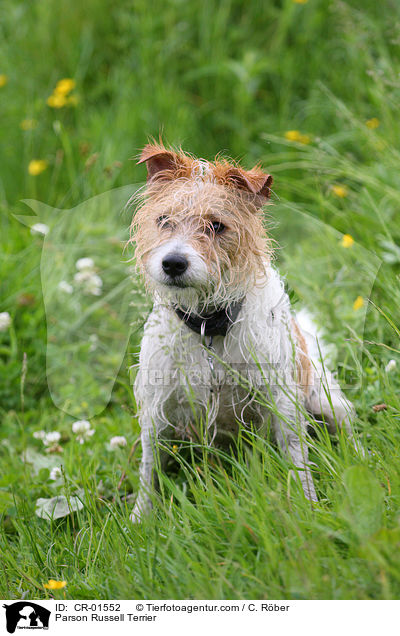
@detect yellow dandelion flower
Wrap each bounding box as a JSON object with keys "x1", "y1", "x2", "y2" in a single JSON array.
[
  {"x1": 332, "y1": 184, "x2": 349, "y2": 198},
  {"x1": 20, "y1": 118, "x2": 38, "y2": 131},
  {"x1": 47, "y1": 93, "x2": 67, "y2": 108},
  {"x1": 44, "y1": 579, "x2": 67, "y2": 590},
  {"x1": 55, "y1": 78, "x2": 76, "y2": 96},
  {"x1": 341, "y1": 234, "x2": 354, "y2": 248},
  {"x1": 284, "y1": 130, "x2": 310, "y2": 144},
  {"x1": 28, "y1": 159, "x2": 48, "y2": 176},
  {"x1": 54, "y1": 77, "x2": 76, "y2": 95},
  {"x1": 0, "y1": 74, "x2": 8, "y2": 87},
  {"x1": 66, "y1": 94, "x2": 79, "y2": 107},
  {"x1": 353, "y1": 296, "x2": 364, "y2": 311},
  {"x1": 366, "y1": 117, "x2": 380, "y2": 130},
  {"x1": 172, "y1": 445, "x2": 179, "y2": 454},
  {"x1": 284, "y1": 130, "x2": 301, "y2": 141}
]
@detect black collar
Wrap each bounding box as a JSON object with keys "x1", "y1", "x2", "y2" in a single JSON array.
[{"x1": 174, "y1": 301, "x2": 243, "y2": 337}]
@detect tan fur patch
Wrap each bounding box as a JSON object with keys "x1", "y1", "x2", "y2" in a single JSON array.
[{"x1": 291, "y1": 318, "x2": 313, "y2": 395}]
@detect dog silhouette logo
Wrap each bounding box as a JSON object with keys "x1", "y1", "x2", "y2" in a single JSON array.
[{"x1": 3, "y1": 602, "x2": 50, "y2": 633}]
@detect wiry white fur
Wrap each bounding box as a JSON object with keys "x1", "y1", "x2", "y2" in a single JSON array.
[{"x1": 131, "y1": 263, "x2": 359, "y2": 522}]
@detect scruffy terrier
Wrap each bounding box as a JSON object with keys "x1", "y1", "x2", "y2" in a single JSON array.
[{"x1": 130, "y1": 142, "x2": 356, "y2": 522}]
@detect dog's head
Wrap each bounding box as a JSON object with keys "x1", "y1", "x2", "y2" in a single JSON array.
[{"x1": 130, "y1": 142, "x2": 273, "y2": 311}]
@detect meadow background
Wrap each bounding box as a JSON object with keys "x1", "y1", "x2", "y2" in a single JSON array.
[{"x1": 1, "y1": 0, "x2": 400, "y2": 599}]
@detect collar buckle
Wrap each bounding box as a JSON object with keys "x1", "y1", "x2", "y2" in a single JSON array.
[{"x1": 174, "y1": 300, "x2": 243, "y2": 338}]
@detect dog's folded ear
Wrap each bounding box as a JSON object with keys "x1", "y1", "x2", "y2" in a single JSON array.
[
  {"x1": 138, "y1": 143, "x2": 191, "y2": 182},
  {"x1": 224, "y1": 166, "x2": 273, "y2": 201}
]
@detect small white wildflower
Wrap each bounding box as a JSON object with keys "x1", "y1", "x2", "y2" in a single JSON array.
[
  {"x1": 0, "y1": 312, "x2": 11, "y2": 332},
  {"x1": 76, "y1": 257, "x2": 95, "y2": 271},
  {"x1": 33, "y1": 430, "x2": 46, "y2": 440},
  {"x1": 43, "y1": 431, "x2": 61, "y2": 446},
  {"x1": 31, "y1": 223, "x2": 49, "y2": 236},
  {"x1": 385, "y1": 359, "x2": 397, "y2": 373},
  {"x1": 58, "y1": 280, "x2": 73, "y2": 294},
  {"x1": 110, "y1": 436, "x2": 127, "y2": 450},
  {"x1": 72, "y1": 420, "x2": 95, "y2": 444},
  {"x1": 72, "y1": 420, "x2": 91, "y2": 434},
  {"x1": 49, "y1": 466, "x2": 62, "y2": 480},
  {"x1": 74, "y1": 271, "x2": 92, "y2": 284}
]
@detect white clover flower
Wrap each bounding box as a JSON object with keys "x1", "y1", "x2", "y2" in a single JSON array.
[
  {"x1": 58, "y1": 280, "x2": 73, "y2": 294},
  {"x1": 72, "y1": 420, "x2": 91, "y2": 434},
  {"x1": 110, "y1": 436, "x2": 127, "y2": 450},
  {"x1": 31, "y1": 223, "x2": 49, "y2": 236},
  {"x1": 49, "y1": 466, "x2": 62, "y2": 480},
  {"x1": 0, "y1": 312, "x2": 11, "y2": 332},
  {"x1": 74, "y1": 271, "x2": 92, "y2": 284},
  {"x1": 385, "y1": 359, "x2": 397, "y2": 373},
  {"x1": 76, "y1": 257, "x2": 95, "y2": 271},
  {"x1": 33, "y1": 430, "x2": 46, "y2": 440},
  {"x1": 72, "y1": 420, "x2": 95, "y2": 444},
  {"x1": 43, "y1": 431, "x2": 61, "y2": 446}
]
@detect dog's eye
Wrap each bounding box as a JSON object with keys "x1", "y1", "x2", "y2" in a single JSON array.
[
  {"x1": 156, "y1": 215, "x2": 171, "y2": 228},
  {"x1": 209, "y1": 221, "x2": 225, "y2": 235}
]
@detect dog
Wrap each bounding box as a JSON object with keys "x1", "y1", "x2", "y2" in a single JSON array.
[{"x1": 129, "y1": 142, "x2": 357, "y2": 522}]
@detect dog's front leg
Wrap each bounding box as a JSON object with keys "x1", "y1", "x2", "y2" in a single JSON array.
[
  {"x1": 130, "y1": 426, "x2": 157, "y2": 523},
  {"x1": 272, "y1": 400, "x2": 317, "y2": 502}
]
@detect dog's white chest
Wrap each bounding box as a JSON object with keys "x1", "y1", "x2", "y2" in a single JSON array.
[{"x1": 135, "y1": 271, "x2": 291, "y2": 439}]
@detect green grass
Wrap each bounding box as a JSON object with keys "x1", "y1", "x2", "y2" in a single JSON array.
[{"x1": 1, "y1": 0, "x2": 400, "y2": 599}]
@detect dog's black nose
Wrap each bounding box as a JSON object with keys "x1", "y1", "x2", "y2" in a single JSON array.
[{"x1": 162, "y1": 253, "x2": 188, "y2": 278}]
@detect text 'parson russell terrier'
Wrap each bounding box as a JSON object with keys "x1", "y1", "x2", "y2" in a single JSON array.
[{"x1": 129, "y1": 142, "x2": 358, "y2": 522}]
